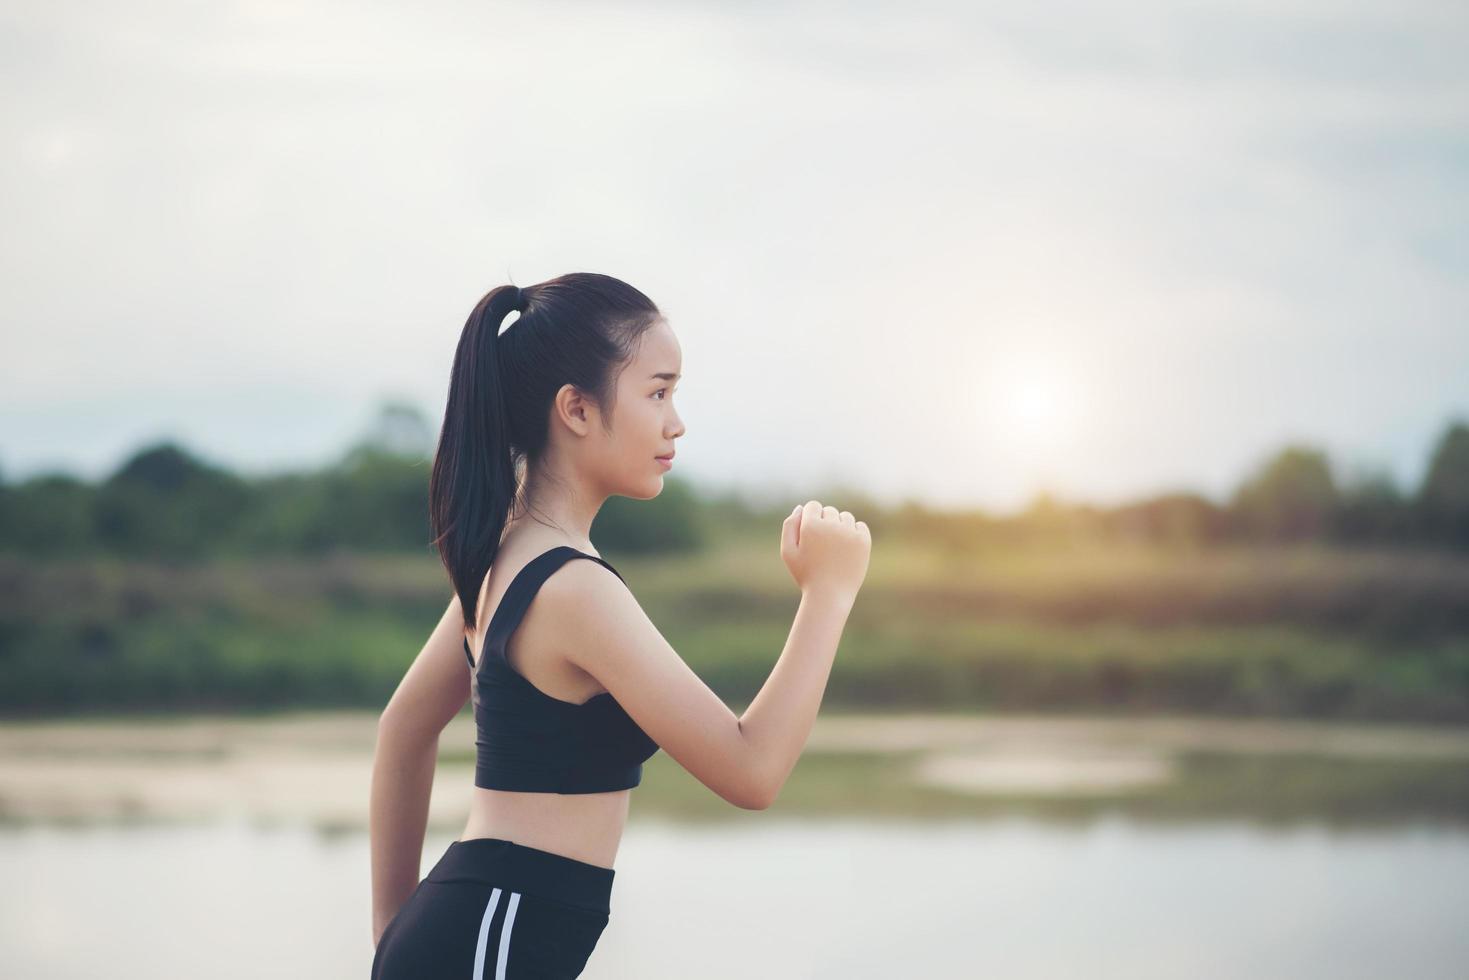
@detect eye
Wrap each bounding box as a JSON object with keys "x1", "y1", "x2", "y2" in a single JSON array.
[{"x1": 654, "y1": 387, "x2": 678, "y2": 400}]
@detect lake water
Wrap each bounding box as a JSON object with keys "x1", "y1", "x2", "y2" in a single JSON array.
[{"x1": 4, "y1": 815, "x2": 1467, "y2": 979}]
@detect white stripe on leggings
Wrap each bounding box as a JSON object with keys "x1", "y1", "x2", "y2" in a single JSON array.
[
  {"x1": 496, "y1": 891, "x2": 521, "y2": 979},
  {"x1": 471, "y1": 888, "x2": 522, "y2": 980},
  {"x1": 472, "y1": 888, "x2": 501, "y2": 980}
]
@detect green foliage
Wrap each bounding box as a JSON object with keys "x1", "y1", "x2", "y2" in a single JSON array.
[
  {"x1": 0, "y1": 473, "x2": 97, "y2": 556},
  {"x1": 5, "y1": 546, "x2": 1468, "y2": 719},
  {"x1": 1336, "y1": 468, "x2": 1413, "y2": 543},
  {"x1": 1231, "y1": 445, "x2": 1338, "y2": 542},
  {"x1": 94, "y1": 442, "x2": 252, "y2": 559},
  {"x1": 1111, "y1": 492, "x2": 1232, "y2": 549},
  {"x1": 1418, "y1": 421, "x2": 1469, "y2": 547}
]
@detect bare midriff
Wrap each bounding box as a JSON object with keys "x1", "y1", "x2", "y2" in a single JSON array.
[{"x1": 459, "y1": 788, "x2": 630, "y2": 870}]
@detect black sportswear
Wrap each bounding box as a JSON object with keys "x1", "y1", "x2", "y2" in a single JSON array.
[
  {"x1": 371, "y1": 837, "x2": 614, "y2": 979},
  {"x1": 464, "y1": 546, "x2": 660, "y2": 793}
]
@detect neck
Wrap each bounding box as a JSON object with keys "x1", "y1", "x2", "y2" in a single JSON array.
[{"x1": 508, "y1": 456, "x2": 604, "y2": 548}]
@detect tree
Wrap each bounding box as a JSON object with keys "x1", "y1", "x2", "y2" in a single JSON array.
[
  {"x1": 1416, "y1": 420, "x2": 1469, "y2": 548},
  {"x1": 1112, "y1": 492, "x2": 1229, "y2": 548},
  {"x1": 94, "y1": 442, "x2": 250, "y2": 558},
  {"x1": 1230, "y1": 445, "x2": 1338, "y2": 542},
  {"x1": 1335, "y1": 468, "x2": 1411, "y2": 543}
]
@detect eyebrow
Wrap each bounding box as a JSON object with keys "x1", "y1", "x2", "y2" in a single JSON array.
[{"x1": 649, "y1": 372, "x2": 682, "y2": 381}]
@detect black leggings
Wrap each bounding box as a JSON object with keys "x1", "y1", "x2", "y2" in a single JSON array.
[{"x1": 372, "y1": 838, "x2": 615, "y2": 979}]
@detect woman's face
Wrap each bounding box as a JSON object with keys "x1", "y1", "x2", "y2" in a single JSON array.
[{"x1": 599, "y1": 318, "x2": 685, "y2": 499}]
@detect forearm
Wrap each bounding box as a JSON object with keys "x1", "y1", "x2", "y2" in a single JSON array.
[
  {"x1": 369, "y1": 718, "x2": 439, "y2": 938},
  {"x1": 738, "y1": 587, "x2": 854, "y2": 806}
]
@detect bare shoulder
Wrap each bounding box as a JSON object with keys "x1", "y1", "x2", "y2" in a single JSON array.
[
  {"x1": 536, "y1": 553, "x2": 641, "y2": 632},
  {"x1": 535, "y1": 555, "x2": 670, "y2": 703}
]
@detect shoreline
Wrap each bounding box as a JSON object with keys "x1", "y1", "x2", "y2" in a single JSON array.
[{"x1": 2, "y1": 710, "x2": 1467, "y2": 826}]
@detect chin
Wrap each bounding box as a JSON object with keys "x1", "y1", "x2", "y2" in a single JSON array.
[
  {"x1": 613, "y1": 475, "x2": 665, "y2": 502},
  {"x1": 642, "y1": 474, "x2": 668, "y2": 499}
]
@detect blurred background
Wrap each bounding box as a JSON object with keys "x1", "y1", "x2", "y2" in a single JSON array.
[{"x1": 3, "y1": 1, "x2": 1467, "y2": 977}]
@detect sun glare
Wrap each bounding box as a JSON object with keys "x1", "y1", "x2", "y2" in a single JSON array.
[{"x1": 999, "y1": 367, "x2": 1078, "y2": 446}]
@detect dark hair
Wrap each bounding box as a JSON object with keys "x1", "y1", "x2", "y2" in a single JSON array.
[{"x1": 429, "y1": 272, "x2": 661, "y2": 629}]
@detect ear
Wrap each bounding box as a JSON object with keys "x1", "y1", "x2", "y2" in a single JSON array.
[{"x1": 552, "y1": 383, "x2": 597, "y2": 437}]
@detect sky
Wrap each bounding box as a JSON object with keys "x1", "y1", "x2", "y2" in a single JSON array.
[{"x1": 2, "y1": 0, "x2": 1466, "y2": 514}]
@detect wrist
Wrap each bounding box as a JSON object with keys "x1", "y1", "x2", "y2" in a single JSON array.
[{"x1": 800, "y1": 586, "x2": 855, "y2": 612}]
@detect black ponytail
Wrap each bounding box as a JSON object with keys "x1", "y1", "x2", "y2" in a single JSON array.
[{"x1": 429, "y1": 273, "x2": 661, "y2": 629}]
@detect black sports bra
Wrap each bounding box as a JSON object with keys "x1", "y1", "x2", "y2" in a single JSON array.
[{"x1": 464, "y1": 545, "x2": 660, "y2": 794}]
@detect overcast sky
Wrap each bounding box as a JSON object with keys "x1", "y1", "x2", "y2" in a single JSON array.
[{"x1": 3, "y1": 0, "x2": 1466, "y2": 513}]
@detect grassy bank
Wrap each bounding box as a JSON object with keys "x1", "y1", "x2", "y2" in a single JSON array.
[{"x1": 2, "y1": 542, "x2": 1467, "y2": 722}]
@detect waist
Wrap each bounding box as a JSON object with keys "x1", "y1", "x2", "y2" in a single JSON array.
[
  {"x1": 427, "y1": 837, "x2": 616, "y2": 914},
  {"x1": 466, "y1": 788, "x2": 628, "y2": 869}
]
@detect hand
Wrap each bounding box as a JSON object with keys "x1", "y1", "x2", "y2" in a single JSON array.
[{"x1": 780, "y1": 500, "x2": 871, "y2": 603}]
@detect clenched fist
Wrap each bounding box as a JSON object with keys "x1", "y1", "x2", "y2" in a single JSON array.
[{"x1": 780, "y1": 500, "x2": 872, "y2": 603}]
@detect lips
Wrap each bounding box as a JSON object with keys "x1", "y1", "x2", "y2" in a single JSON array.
[{"x1": 656, "y1": 452, "x2": 675, "y2": 461}]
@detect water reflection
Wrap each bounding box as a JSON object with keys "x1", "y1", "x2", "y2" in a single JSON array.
[
  {"x1": 3, "y1": 712, "x2": 1468, "y2": 977},
  {"x1": 3, "y1": 817, "x2": 1467, "y2": 979}
]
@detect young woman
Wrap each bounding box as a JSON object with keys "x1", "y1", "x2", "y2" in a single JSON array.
[{"x1": 369, "y1": 272, "x2": 870, "y2": 978}]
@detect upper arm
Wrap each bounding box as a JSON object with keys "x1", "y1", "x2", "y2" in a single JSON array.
[
  {"x1": 379, "y1": 593, "x2": 472, "y2": 745},
  {"x1": 546, "y1": 561, "x2": 768, "y2": 810}
]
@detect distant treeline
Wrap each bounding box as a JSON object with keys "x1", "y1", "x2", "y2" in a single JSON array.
[
  {"x1": 2, "y1": 404, "x2": 1467, "y2": 558},
  {"x1": 3, "y1": 539, "x2": 1466, "y2": 720}
]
